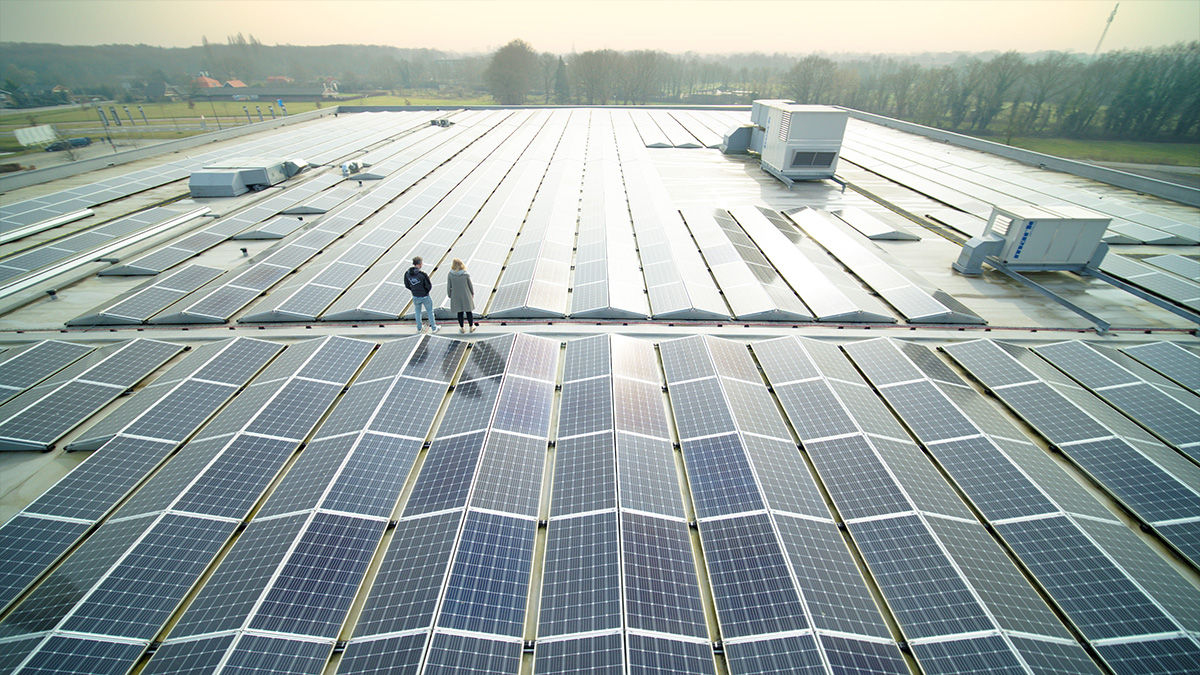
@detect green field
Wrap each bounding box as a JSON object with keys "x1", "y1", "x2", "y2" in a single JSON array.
[{"x1": 1004, "y1": 137, "x2": 1200, "y2": 167}]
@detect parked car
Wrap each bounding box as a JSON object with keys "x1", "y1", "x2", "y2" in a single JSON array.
[{"x1": 45, "y1": 137, "x2": 92, "y2": 152}]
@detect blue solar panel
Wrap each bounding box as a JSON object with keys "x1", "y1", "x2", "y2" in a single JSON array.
[
  {"x1": 352, "y1": 511, "x2": 461, "y2": 638},
  {"x1": 338, "y1": 633, "x2": 427, "y2": 675},
  {"x1": 699, "y1": 513, "x2": 807, "y2": 640},
  {"x1": 680, "y1": 434, "x2": 765, "y2": 519},
  {"x1": 404, "y1": 431, "x2": 487, "y2": 516},
  {"x1": 539, "y1": 512, "x2": 621, "y2": 637},
  {"x1": 622, "y1": 512, "x2": 708, "y2": 639},
  {"x1": 551, "y1": 432, "x2": 617, "y2": 517},
  {"x1": 534, "y1": 633, "x2": 624, "y2": 675},
  {"x1": 437, "y1": 511, "x2": 536, "y2": 637},
  {"x1": 626, "y1": 634, "x2": 715, "y2": 675},
  {"x1": 723, "y1": 634, "x2": 824, "y2": 675}
]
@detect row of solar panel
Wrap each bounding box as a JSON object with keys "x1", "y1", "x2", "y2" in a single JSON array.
[
  {"x1": 1, "y1": 334, "x2": 1197, "y2": 674},
  {"x1": 841, "y1": 120, "x2": 1198, "y2": 246},
  {"x1": 0, "y1": 111, "x2": 432, "y2": 236}
]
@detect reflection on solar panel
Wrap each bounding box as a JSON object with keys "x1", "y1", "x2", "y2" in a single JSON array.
[
  {"x1": 0, "y1": 338, "x2": 183, "y2": 451},
  {"x1": 669, "y1": 111, "x2": 723, "y2": 148},
  {"x1": 787, "y1": 207, "x2": 985, "y2": 324},
  {"x1": 729, "y1": 206, "x2": 895, "y2": 322},
  {"x1": 0, "y1": 339, "x2": 93, "y2": 405},
  {"x1": 144, "y1": 335, "x2": 462, "y2": 675},
  {"x1": 627, "y1": 109, "x2": 672, "y2": 148},
  {"x1": 69, "y1": 265, "x2": 226, "y2": 325},
  {"x1": 615, "y1": 117, "x2": 728, "y2": 320},
  {"x1": 569, "y1": 115, "x2": 650, "y2": 319},
  {"x1": 245, "y1": 111, "x2": 526, "y2": 322},
  {"x1": 1034, "y1": 341, "x2": 1200, "y2": 459},
  {"x1": 1122, "y1": 341, "x2": 1200, "y2": 393},
  {"x1": 754, "y1": 336, "x2": 1099, "y2": 674},
  {"x1": 341, "y1": 333, "x2": 558, "y2": 675},
  {"x1": 489, "y1": 111, "x2": 584, "y2": 318},
  {"x1": 841, "y1": 119, "x2": 1197, "y2": 245},
  {"x1": 943, "y1": 339, "x2": 1200, "y2": 568},
  {"x1": 0, "y1": 207, "x2": 209, "y2": 295},
  {"x1": 660, "y1": 334, "x2": 905, "y2": 675},
  {"x1": 842, "y1": 337, "x2": 1200, "y2": 671},
  {"x1": 0, "y1": 336, "x2": 372, "y2": 675},
  {"x1": 538, "y1": 336, "x2": 711, "y2": 673}
]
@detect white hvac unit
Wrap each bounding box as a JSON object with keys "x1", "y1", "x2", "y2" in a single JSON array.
[
  {"x1": 727, "y1": 100, "x2": 848, "y2": 183},
  {"x1": 189, "y1": 157, "x2": 308, "y2": 198},
  {"x1": 953, "y1": 205, "x2": 1111, "y2": 275}
]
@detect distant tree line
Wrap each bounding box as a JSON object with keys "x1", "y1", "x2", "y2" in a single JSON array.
[
  {"x1": 483, "y1": 39, "x2": 1199, "y2": 142},
  {"x1": 3, "y1": 38, "x2": 1196, "y2": 141}
]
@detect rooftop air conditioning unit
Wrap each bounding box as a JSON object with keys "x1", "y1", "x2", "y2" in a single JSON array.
[
  {"x1": 725, "y1": 100, "x2": 848, "y2": 184},
  {"x1": 189, "y1": 157, "x2": 307, "y2": 198},
  {"x1": 953, "y1": 205, "x2": 1111, "y2": 275}
]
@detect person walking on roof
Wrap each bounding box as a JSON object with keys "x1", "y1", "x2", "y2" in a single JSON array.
[
  {"x1": 405, "y1": 256, "x2": 439, "y2": 333},
  {"x1": 447, "y1": 258, "x2": 477, "y2": 333}
]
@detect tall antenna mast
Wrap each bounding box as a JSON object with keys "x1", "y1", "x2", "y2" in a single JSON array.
[{"x1": 1092, "y1": 3, "x2": 1119, "y2": 58}]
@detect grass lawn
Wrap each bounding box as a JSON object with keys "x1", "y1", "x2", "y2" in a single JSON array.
[{"x1": 1004, "y1": 137, "x2": 1200, "y2": 167}]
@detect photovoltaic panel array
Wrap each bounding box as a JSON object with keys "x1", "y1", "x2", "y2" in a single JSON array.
[
  {"x1": 418, "y1": 118, "x2": 562, "y2": 321},
  {"x1": 537, "y1": 335, "x2": 711, "y2": 673},
  {"x1": 340, "y1": 333, "x2": 559, "y2": 675},
  {"x1": 755, "y1": 336, "x2": 1101, "y2": 675},
  {"x1": 659, "y1": 334, "x2": 906, "y2": 675},
  {"x1": 271, "y1": 110, "x2": 515, "y2": 321},
  {"x1": 143, "y1": 335, "x2": 465, "y2": 675},
  {"x1": 247, "y1": 111, "x2": 528, "y2": 322},
  {"x1": 1121, "y1": 341, "x2": 1200, "y2": 393},
  {"x1": 568, "y1": 114, "x2": 650, "y2": 319},
  {"x1": 841, "y1": 119, "x2": 1197, "y2": 245},
  {"x1": 69, "y1": 265, "x2": 226, "y2": 325},
  {"x1": 787, "y1": 207, "x2": 985, "y2": 324},
  {"x1": 144, "y1": 114, "x2": 498, "y2": 323},
  {"x1": 0, "y1": 337, "x2": 282, "y2": 613},
  {"x1": 943, "y1": 339, "x2": 1200, "y2": 568},
  {"x1": 1098, "y1": 254, "x2": 1200, "y2": 314},
  {"x1": 1033, "y1": 340, "x2": 1200, "y2": 460},
  {"x1": 727, "y1": 206, "x2": 894, "y2": 322},
  {"x1": 0, "y1": 338, "x2": 183, "y2": 451},
  {"x1": 0, "y1": 111, "x2": 428, "y2": 242},
  {"x1": 489, "y1": 111, "x2": 585, "y2": 318},
  {"x1": 0, "y1": 207, "x2": 209, "y2": 293},
  {"x1": 843, "y1": 337, "x2": 1200, "y2": 673},
  {"x1": 613, "y1": 115, "x2": 728, "y2": 320},
  {"x1": 0, "y1": 335, "x2": 373, "y2": 675},
  {"x1": 681, "y1": 207, "x2": 811, "y2": 321},
  {"x1": 832, "y1": 207, "x2": 920, "y2": 241},
  {"x1": 0, "y1": 339, "x2": 93, "y2": 405}
]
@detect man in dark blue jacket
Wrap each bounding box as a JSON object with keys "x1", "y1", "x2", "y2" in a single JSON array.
[{"x1": 404, "y1": 256, "x2": 439, "y2": 333}]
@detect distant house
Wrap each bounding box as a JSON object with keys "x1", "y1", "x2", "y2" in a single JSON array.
[
  {"x1": 266, "y1": 76, "x2": 294, "y2": 85},
  {"x1": 194, "y1": 76, "x2": 221, "y2": 89},
  {"x1": 224, "y1": 80, "x2": 248, "y2": 88}
]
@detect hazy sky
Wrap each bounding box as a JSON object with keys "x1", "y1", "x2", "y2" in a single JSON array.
[{"x1": 0, "y1": 0, "x2": 1196, "y2": 55}]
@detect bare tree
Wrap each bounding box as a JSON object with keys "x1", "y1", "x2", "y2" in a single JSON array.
[
  {"x1": 483, "y1": 39, "x2": 538, "y2": 105},
  {"x1": 539, "y1": 52, "x2": 557, "y2": 104},
  {"x1": 572, "y1": 50, "x2": 619, "y2": 104},
  {"x1": 786, "y1": 55, "x2": 836, "y2": 104}
]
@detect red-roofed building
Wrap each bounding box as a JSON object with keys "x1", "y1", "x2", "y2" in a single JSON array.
[
  {"x1": 224, "y1": 80, "x2": 248, "y2": 88},
  {"x1": 266, "y1": 76, "x2": 294, "y2": 85},
  {"x1": 193, "y1": 75, "x2": 220, "y2": 88}
]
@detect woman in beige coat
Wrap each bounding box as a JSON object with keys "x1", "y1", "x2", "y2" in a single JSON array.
[{"x1": 447, "y1": 258, "x2": 476, "y2": 333}]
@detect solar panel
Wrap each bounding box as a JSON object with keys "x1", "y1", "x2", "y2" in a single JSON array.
[
  {"x1": 700, "y1": 513, "x2": 808, "y2": 639},
  {"x1": 0, "y1": 340, "x2": 93, "y2": 404},
  {"x1": 1034, "y1": 341, "x2": 1200, "y2": 458},
  {"x1": 787, "y1": 207, "x2": 985, "y2": 324},
  {"x1": 0, "y1": 338, "x2": 183, "y2": 451},
  {"x1": 539, "y1": 511, "x2": 622, "y2": 637},
  {"x1": 534, "y1": 633, "x2": 624, "y2": 675},
  {"x1": 943, "y1": 339, "x2": 1200, "y2": 568},
  {"x1": 69, "y1": 265, "x2": 226, "y2": 325},
  {"x1": 436, "y1": 510, "x2": 536, "y2": 637}
]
